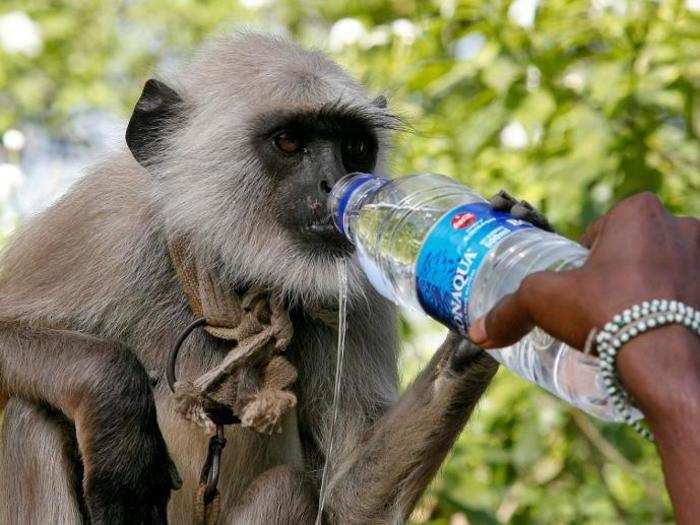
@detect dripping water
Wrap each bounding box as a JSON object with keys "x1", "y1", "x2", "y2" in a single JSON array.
[{"x1": 315, "y1": 259, "x2": 348, "y2": 525}]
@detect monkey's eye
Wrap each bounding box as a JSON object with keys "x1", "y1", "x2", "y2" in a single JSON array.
[
  {"x1": 274, "y1": 131, "x2": 303, "y2": 154},
  {"x1": 342, "y1": 135, "x2": 369, "y2": 160}
]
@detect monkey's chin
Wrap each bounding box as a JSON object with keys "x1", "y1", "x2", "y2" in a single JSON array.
[{"x1": 296, "y1": 228, "x2": 355, "y2": 258}]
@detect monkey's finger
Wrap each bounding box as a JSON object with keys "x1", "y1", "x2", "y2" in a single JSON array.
[
  {"x1": 489, "y1": 190, "x2": 518, "y2": 212},
  {"x1": 448, "y1": 335, "x2": 492, "y2": 373},
  {"x1": 468, "y1": 271, "x2": 572, "y2": 349},
  {"x1": 511, "y1": 201, "x2": 555, "y2": 232},
  {"x1": 150, "y1": 501, "x2": 169, "y2": 525}
]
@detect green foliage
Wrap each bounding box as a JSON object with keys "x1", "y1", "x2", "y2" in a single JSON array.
[{"x1": 1, "y1": 0, "x2": 698, "y2": 523}]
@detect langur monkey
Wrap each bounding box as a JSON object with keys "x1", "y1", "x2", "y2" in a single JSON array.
[{"x1": 0, "y1": 33, "x2": 548, "y2": 524}]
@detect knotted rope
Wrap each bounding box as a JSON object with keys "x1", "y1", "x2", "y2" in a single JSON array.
[
  {"x1": 167, "y1": 237, "x2": 300, "y2": 525},
  {"x1": 168, "y1": 237, "x2": 297, "y2": 436}
]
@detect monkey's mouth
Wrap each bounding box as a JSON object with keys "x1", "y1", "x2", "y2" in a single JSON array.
[
  {"x1": 303, "y1": 218, "x2": 336, "y2": 235},
  {"x1": 300, "y1": 215, "x2": 337, "y2": 235},
  {"x1": 298, "y1": 216, "x2": 353, "y2": 254}
]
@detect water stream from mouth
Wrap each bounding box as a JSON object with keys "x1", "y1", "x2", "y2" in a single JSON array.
[{"x1": 315, "y1": 259, "x2": 348, "y2": 525}]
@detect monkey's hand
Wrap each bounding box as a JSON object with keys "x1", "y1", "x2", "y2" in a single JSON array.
[
  {"x1": 77, "y1": 353, "x2": 182, "y2": 524},
  {"x1": 489, "y1": 189, "x2": 555, "y2": 232},
  {"x1": 321, "y1": 332, "x2": 497, "y2": 524}
]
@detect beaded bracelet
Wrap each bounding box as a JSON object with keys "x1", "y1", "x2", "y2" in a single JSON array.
[{"x1": 588, "y1": 300, "x2": 700, "y2": 441}]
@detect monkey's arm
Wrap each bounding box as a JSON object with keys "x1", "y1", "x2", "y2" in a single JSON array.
[
  {"x1": 323, "y1": 193, "x2": 551, "y2": 523},
  {"x1": 324, "y1": 333, "x2": 497, "y2": 524},
  {"x1": 0, "y1": 323, "x2": 179, "y2": 524}
]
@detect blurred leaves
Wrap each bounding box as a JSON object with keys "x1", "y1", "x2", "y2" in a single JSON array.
[{"x1": 1, "y1": 0, "x2": 698, "y2": 523}]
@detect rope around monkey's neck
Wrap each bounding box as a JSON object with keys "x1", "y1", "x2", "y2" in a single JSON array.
[
  {"x1": 167, "y1": 236, "x2": 298, "y2": 436},
  {"x1": 168, "y1": 236, "x2": 296, "y2": 525},
  {"x1": 166, "y1": 237, "x2": 336, "y2": 525}
]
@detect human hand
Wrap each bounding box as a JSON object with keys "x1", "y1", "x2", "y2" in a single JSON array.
[{"x1": 468, "y1": 192, "x2": 700, "y2": 417}]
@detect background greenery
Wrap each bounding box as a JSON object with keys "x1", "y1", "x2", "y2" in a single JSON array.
[{"x1": 1, "y1": 0, "x2": 698, "y2": 523}]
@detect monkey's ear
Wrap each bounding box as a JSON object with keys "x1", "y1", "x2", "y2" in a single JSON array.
[
  {"x1": 126, "y1": 79, "x2": 183, "y2": 168},
  {"x1": 372, "y1": 95, "x2": 388, "y2": 109}
]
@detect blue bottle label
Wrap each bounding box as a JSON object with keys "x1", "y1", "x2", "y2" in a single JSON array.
[{"x1": 415, "y1": 202, "x2": 535, "y2": 335}]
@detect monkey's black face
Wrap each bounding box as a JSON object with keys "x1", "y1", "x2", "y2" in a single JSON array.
[{"x1": 252, "y1": 108, "x2": 379, "y2": 255}]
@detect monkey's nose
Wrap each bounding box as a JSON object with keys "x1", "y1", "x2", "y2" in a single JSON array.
[{"x1": 319, "y1": 179, "x2": 332, "y2": 194}]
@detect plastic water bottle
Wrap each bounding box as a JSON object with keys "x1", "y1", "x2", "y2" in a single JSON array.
[{"x1": 329, "y1": 172, "x2": 640, "y2": 422}]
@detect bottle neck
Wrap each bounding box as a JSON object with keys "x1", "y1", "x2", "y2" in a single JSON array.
[{"x1": 328, "y1": 173, "x2": 389, "y2": 240}]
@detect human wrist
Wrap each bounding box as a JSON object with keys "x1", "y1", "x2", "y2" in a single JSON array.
[{"x1": 616, "y1": 324, "x2": 700, "y2": 428}]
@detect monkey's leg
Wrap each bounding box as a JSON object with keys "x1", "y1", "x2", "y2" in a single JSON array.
[
  {"x1": 0, "y1": 398, "x2": 85, "y2": 524},
  {"x1": 325, "y1": 334, "x2": 497, "y2": 524},
  {"x1": 221, "y1": 465, "x2": 317, "y2": 524},
  {"x1": 0, "y1": 324, "x2": 180, "y2": 524}
]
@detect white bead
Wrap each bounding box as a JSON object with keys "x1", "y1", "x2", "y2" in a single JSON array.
[
  {"x1": 621, "y1": 333, "x2": 630, "y2": 342},
  {"x1": 675, "y1": 313, "x2": 683, "y2": 322},
  {"x1": 642, "y1": 301, "x2": 650, "y2": 309},
  {"x1": 629, "y1": 327, "x2": 638, "y2": 337},
  {"x1": 648, "y1": 318, "x2": 657, "y2": 328},
  {"x1": 669, "y1": 300, "x2": 677, "y2": 312},
  {"x1": 637, "y1": 321, "x2": 647, "y2": 331}
]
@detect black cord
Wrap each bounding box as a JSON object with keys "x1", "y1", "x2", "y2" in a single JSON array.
[{"x1": 167, "y1": 317, "x2": 207, "y2": 393}]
